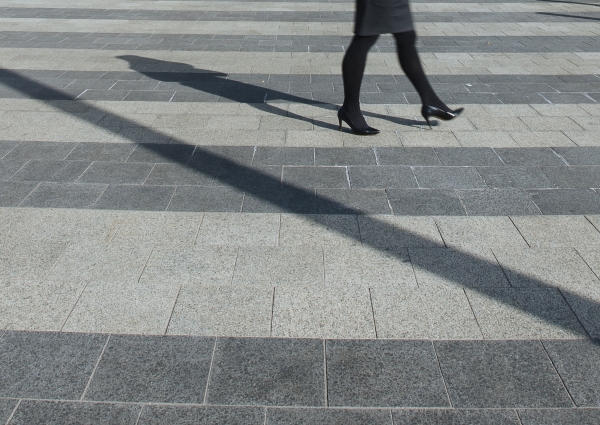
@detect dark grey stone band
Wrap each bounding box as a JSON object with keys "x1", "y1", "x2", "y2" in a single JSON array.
[
  {"x1": 1, "y1": 331, "x2": 600, "y2": 419},
  {"x1": 2, "y1": 32, "x2": 599, "y2": 53},
  {"x1": 3, "y1": 143, "x2": 600, "y2": 215},
  {"x1": 0, "y1": 8, "x2": 598, "y2": 23},
  {"x1": 1, "y1": 69, "x2": 599, "y2": 105},
  {"x1": 126, "y1": 0, "x2": 551, "y2": 3}
]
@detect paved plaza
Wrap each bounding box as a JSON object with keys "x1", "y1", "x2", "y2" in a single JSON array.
[{"x1": 1, "y1": 0, "x2": 600, "y2": 423}]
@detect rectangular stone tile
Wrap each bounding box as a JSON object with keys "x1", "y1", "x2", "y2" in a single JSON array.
[
  {"x1": 111, "y1": 211, "x2": 203, "y2": 245},
  {"x1": 4, "y1": 141, "x2": 76, "y2": 161},
  {"x1": 0, "y1": 159, "x2": 27, "y2": 181},
  {"x1": 393, "y1": 409, "x2": 520, "y2": 425},
  {"x1": 542, "y1": 166, "x2": 600, "y2": 188},
  {"x1": 401, "y1": 131, "x2": 461, "y2": 148},
  {"x1": 326, "y1": 340, "x2": 449, "y2": 407},
  {"x1": 0, "y1": 181, "x2": 37, "y2": 206},
  {"x1": 371, "y1": 285, "x2": 482, "y2": 340},
  {"x1": 0, "y1": 239, "x2": 69, "y2": 281},
  {"x1": 314, "y1": 148, "x2": 376, "y2": 166},
  {"x1": 46, "y1": 241, "x2": 152, "y2": 285},
  {"x1": 512, "y1": 215, "x2": 600, "y2": 247},
  {"x1": 94, "y1": 184, "x2": 175, "y2": 211},
  {"x1": 11, "y1": 160, "x2": 91, "y2": 183},
  {"x1": 144, "y1": 163, "x2": 213, "y2": 186},
  {"x1": 375, "y1": 147, "x2": 441, "y2": 166},
  {"x1": 325, "y1": 246, "x2": 416, "y2": 287},
  {"x1": 0, "y1": 280, "x2": 82, "y2": 332},
  {"x1": 78, "y1": 162, "x2": 154, "y2": 184},
  {"x1": 454, "y1": 131, "x2": 519, "y2": 148},
  {"x1": 196, "y1": 212, "x2": 279, "y2": 246},
  {"x1": 9, "y1": 401, "x2": 140, "y2": 425},
  {"x1": 466, "y1": 287, "x2": 586, "y2": 339},
  {"x1": 477, "y1": 166, "x2": 555, "y2": 189},
  {"x1": 272, "y1": 286, "x2": 375, "y2": 339},
  {"x1": 0, "y1": 331, "x2": 106, "y2": 399},
  {"x1": 138, "y1": 406, "x2": 264, "y2": 425},
  {"x1": 168, "y1": 186, "x2": 244, "y2": 212},
  {"x1": 242, "y1": 186, "x2": 316, "y2": 213},
  {"x1": 233, "y1": 246, "x2": 323, "y2": 286},
  {"x1": 141, "y1": 245, "x2": 237, "y2": 286},
  {"x1": 387, "y1": 189, "x2": 466, "y2": 215},
  {"x1": 563, "y1": 131, "x2": 600, "y2": 147},
  {"x1": 413, "y1": 167, "x2": 486, "y2": 189},
  {"x1": 168, "y1": 285, "x2": 272, "y2": 337},
  {"x1": 65, "y1": 142, "x2": 136, "y2": 162},
  {"x1": 434, "y1": 147, "x2": 503, "y2": 166},
  {"x1": 435, "y1": 216, "x2": 528, "y2": 250},
  {"x1": 212, "y1": 164, "x2": 281, "y2": 189},
  {"x1": 316, "y1": 189, "x2": 391, "y2": 214},
  {"x1": 458, "y1": 189, "x2": 540, "y2": 215},
  {"x1": 78, "y1": 90, "x2": 129, "y2": 101},
  {"x1": 63, "y1": 282, "x2": 179, "y2": 334},
  {"x1": 510, "y1": 131, "x2": 576, "y2": 148},
  {"x1": 494, "y1": 247, "x2": 599, "y2": 291},
  {"x1": 256, "y1": 116, "x2": 313, "y2": 130},
  {"x1": 0, "y1": 208, "x2": 126, "y2": 243},
  {"x1": 268, "y1": 408, "x2": 391, "y2": 425},
  {"x1": 359, "y1": 215, "x2": 444, "y2": 249},
  {"x1": 527, "y1": 189, "x2": 600, "y2": 215},
  {"x1": 279, "y1": 214, "x2": 360, "y2": 247},
  {"x1": 470, "y1": 116, "x2": 528, "y2": 131},
  {"x1": 207, "y1": 338, "x2": 325, "y2": 406},
  {"x1": 518, "y1": 409, "x2": 600, "y2": 425},
  {"x1": 494, "y1": 148, "x2": 565, "y2": 166},
  {"x1": 435, "y1": 340, "x2": 573, "y2": 408},
  {"x1": 348, "y1": 166, "x2": 417, "y2": 188},
  {"x1": 253, "y1": 147, "x2": 314, "y2": 166},
  {"x1": 410, "y1": 247, "x2": 508, "y2": 288},
  {"x1": 521, "y1": 116, "x2": 584, "y2": 131},
  {"x1": 20, "y1": 182, "x2": 106, "y2": 208},
  {"x1": 127, "y1": 143, "x2": 195, "y2": 164},
  {"x1": 84, "y1": 335, "x2": 213, "y2": 404},
  {"x1": 554, "y1": 147, "x2": 600, "y2": 166},
  {"x1": 282, "y1": 166, "x2": 348, "y2": 189},
  {"x1": 543, "y1": 340, "x2": 600, "y2": 408}
]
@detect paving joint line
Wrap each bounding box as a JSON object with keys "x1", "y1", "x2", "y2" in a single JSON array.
[
  {"x1": 539, "y1": 339, "x2": 579, "y2": 407},
  {"x1": 202, "y1": 338, "x2": 218, "y2": 405},
  {"x1": 79, "y1": 334, "x2": 111, "y2": 401}
]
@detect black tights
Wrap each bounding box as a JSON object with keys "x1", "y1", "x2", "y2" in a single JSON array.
[{"x1": 342, "y1": 30, "x2": 446, "y2": 128}]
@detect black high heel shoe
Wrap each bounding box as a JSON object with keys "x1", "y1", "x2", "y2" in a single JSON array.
[
  {"x1": 421, "y1": 105, "x2": 464, "y2": 129},
  {"x1": 338, "y1": 107, "x2": 380, "y2": 136}
]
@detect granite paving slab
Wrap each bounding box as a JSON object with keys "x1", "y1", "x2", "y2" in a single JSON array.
[{"x1": 435, "y1": 340, "x2": 573, "y2": 408}]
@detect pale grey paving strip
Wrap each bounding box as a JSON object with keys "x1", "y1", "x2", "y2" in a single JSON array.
[
  {"x1": 1, "y1": 8, "x2": 600, "y2": 22},
  {"x1": 1, "y1": 69, "x2": 599, "y2": 105},
  {"x1": 2, "y1": 32, "x2": 600, "y2": 53}
]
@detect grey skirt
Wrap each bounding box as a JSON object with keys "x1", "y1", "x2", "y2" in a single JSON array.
[{"x1": 354, "y1": 0, "x2": 414, "y2": 36}]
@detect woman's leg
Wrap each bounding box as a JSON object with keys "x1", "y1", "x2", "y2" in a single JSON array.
[
  {"x1": 393, "y1": 30, "x2": 447, "y2": 110},
  {"x1": 341, "y1": 34, "x2": 379, "y2": 129}
]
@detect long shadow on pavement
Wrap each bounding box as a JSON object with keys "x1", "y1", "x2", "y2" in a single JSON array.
[
  {"x1": 1, "y1": 66, "x2": 599, "y2": 340},
  {"x1": 117, "y1": 55, "x2": 425, "y2": 131}
]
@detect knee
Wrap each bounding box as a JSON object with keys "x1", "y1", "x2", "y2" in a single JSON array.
[{"x1": 393, "y1": 30, "x2": 416, "y2": 48}]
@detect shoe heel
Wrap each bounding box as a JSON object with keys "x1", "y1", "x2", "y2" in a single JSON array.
[
  {"x1": 425, "y1": 117, "x2": 432, "y2": 129},
  {"x1": 338, "y1": 118, "x2": 342, "y2": 131}
]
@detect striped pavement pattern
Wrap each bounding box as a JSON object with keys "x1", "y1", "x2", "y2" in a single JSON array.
[{"x1": 0, "y1": 0, "x2": 600, "y2": 423}]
